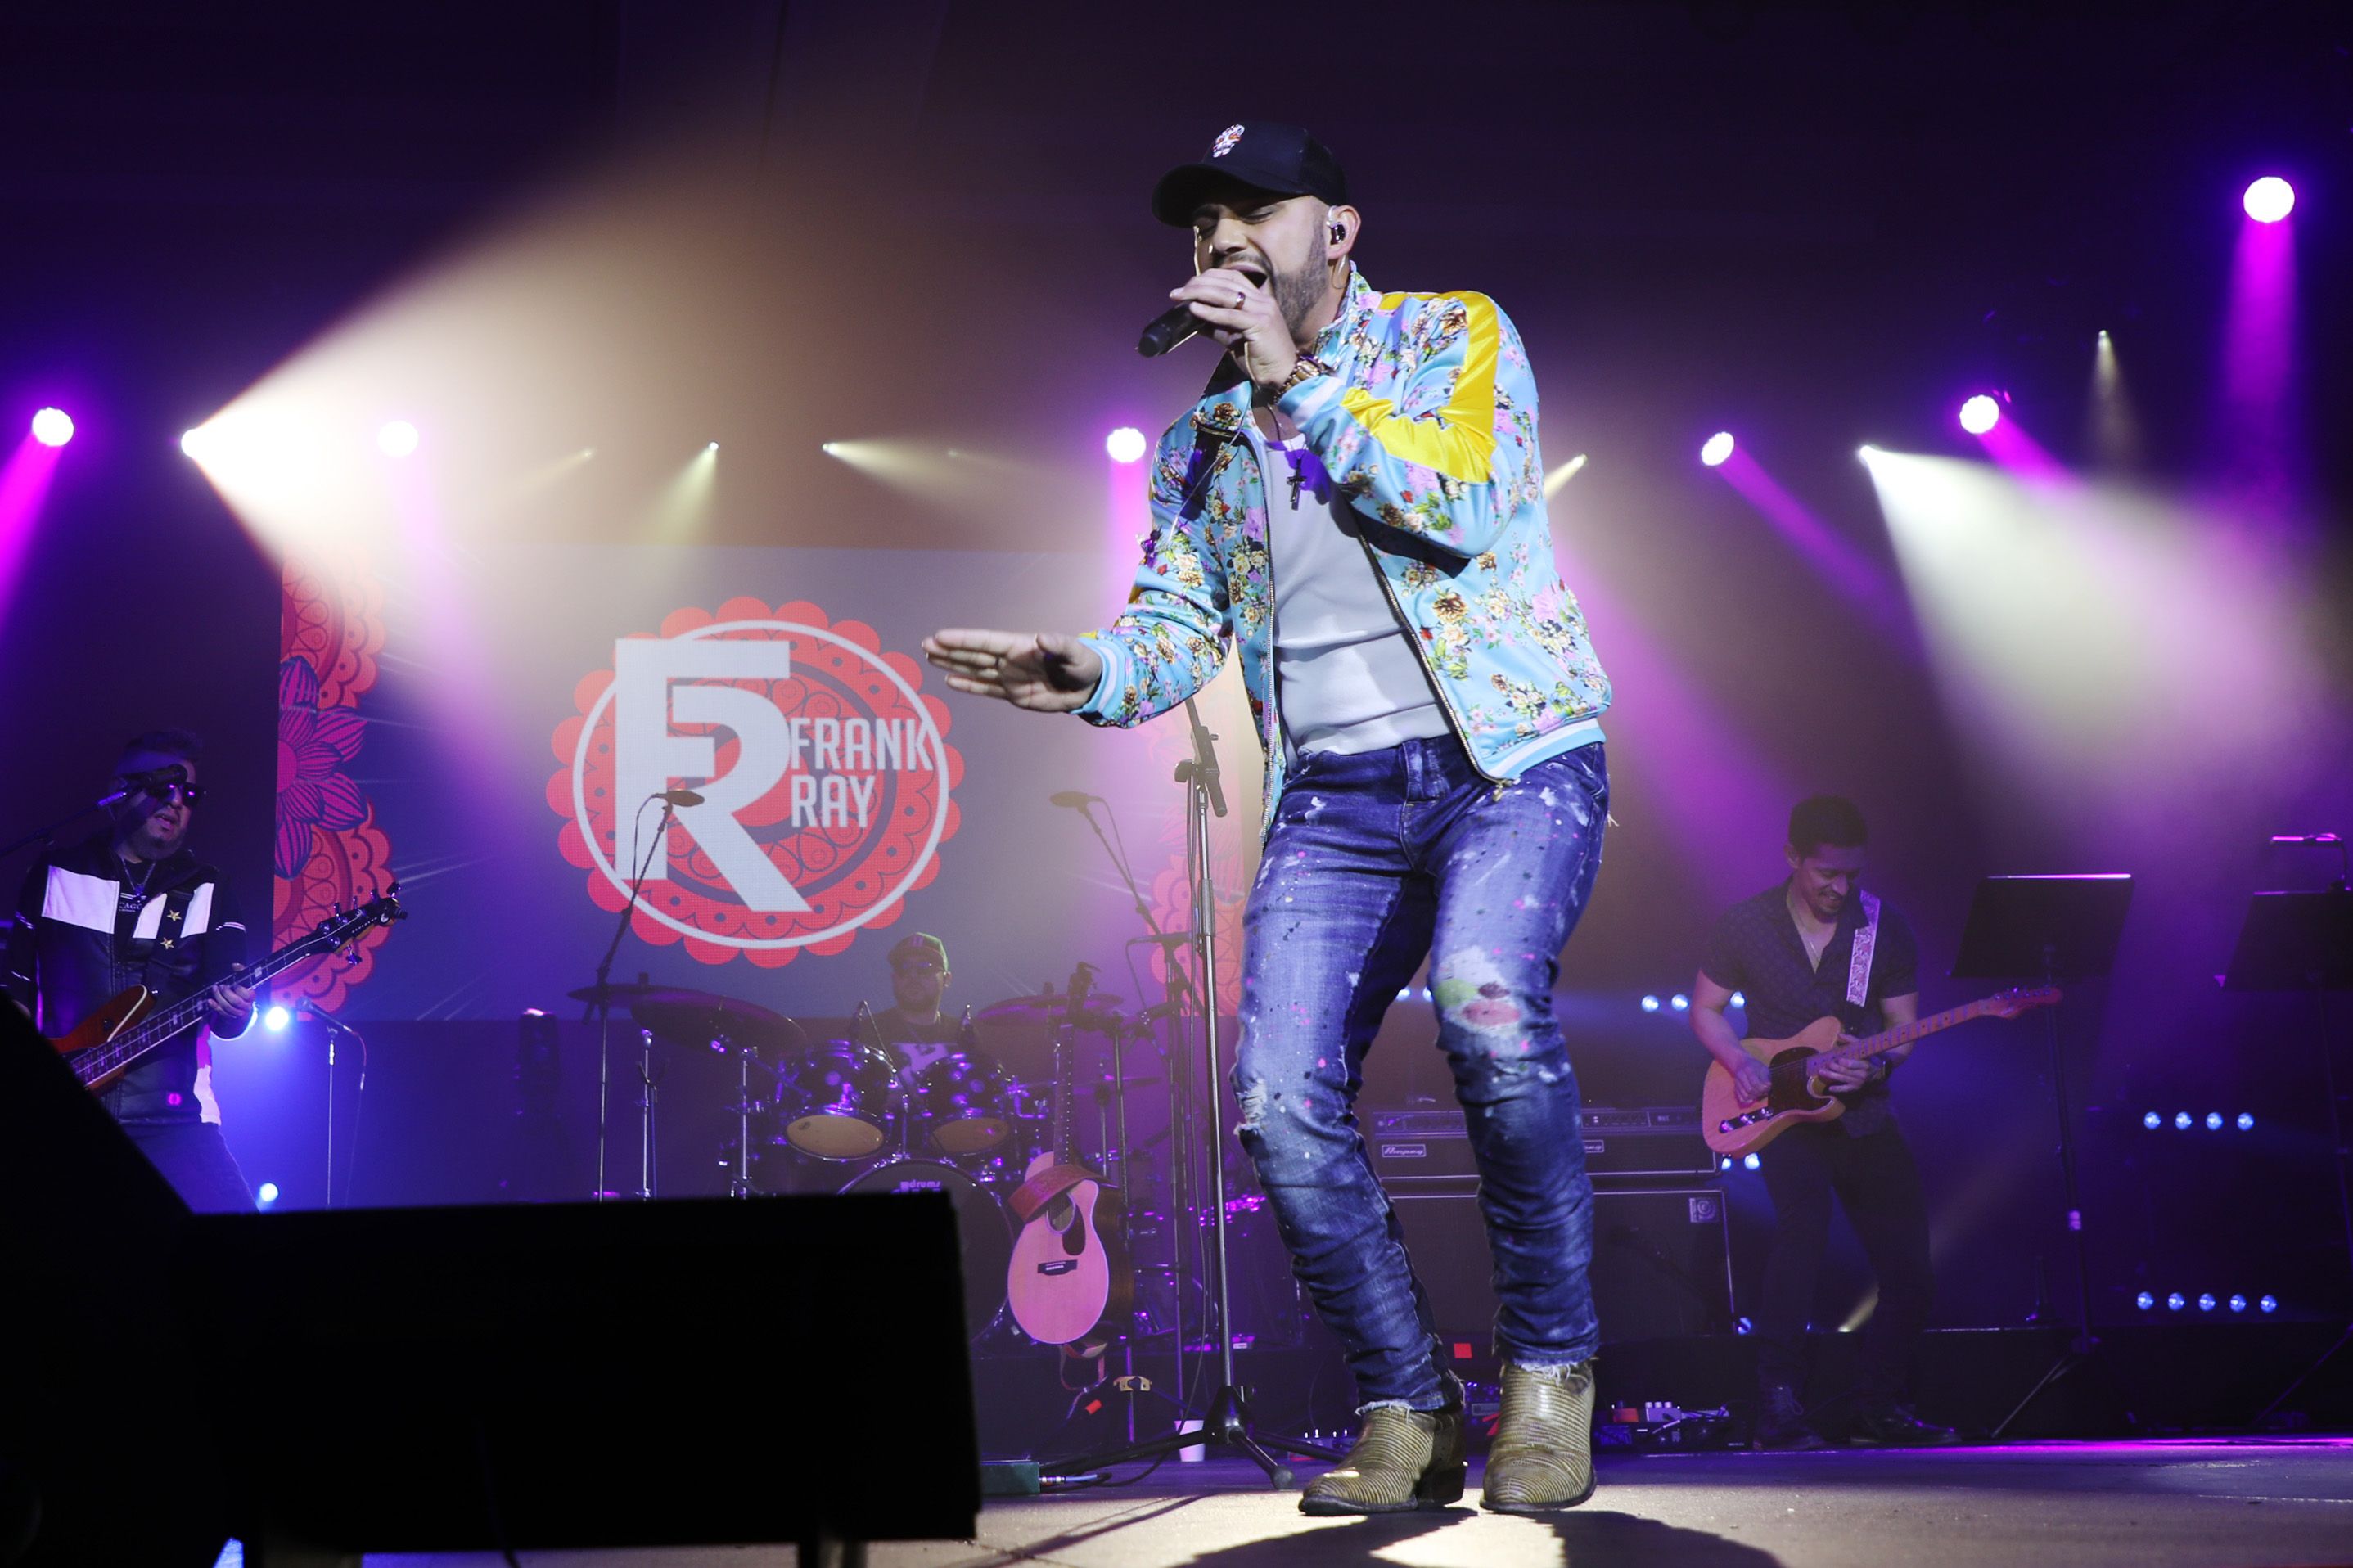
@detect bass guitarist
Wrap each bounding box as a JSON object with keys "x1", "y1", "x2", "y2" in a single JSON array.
[
  {"x1": 1688, "y1": 795, "x2": 1954, "y2": 1447},
  {"x1": 5, "y1": 730, "x2": 258, "y2": 1210}
]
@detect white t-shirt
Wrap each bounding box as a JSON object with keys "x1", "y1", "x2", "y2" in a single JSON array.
[{"x1": 1255, "y1": 426, "x2": 1453, "y2": 759}]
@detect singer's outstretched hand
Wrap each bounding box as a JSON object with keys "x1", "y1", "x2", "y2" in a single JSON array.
[{"x1": 923, "y1": 629, "x2": 1102, "y2": 713}]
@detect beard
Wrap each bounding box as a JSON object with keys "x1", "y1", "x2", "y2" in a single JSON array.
[{"x1": 1269, "y1": 250, "x2": 1328, "y2": 340}]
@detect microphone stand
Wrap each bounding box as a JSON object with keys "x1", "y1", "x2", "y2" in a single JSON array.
[
  {"x1": 304, "y1": 1004, "x2": 365, "y2": 1208},
  {"x1": 582, "y1": 797, "x2": 674, "y2": 1201},
  {"x1": 1040, "y1": 702, "x2": 1337, "y2": 1489}
]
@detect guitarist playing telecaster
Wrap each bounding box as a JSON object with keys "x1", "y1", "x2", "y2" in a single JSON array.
[{"x1": 1689, "y1": 795, "x2": 1959, "y2": 1450}]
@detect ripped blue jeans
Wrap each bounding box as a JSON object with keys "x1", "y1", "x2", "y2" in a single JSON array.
[{"x1": 1234, "y1": 734, "x2": 1607, "y2": 1411}]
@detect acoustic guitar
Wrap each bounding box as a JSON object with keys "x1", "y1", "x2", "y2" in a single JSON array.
[
  {"x1": 54, "y1": 888, "x2": 403, "y2": 1093},
  {"x1": 1004, "y1": 975, "x2": 1130, "y2": 1349},
  {"x1": 1700, "y1": 985, "x2": 2061, "y2": 1158}
]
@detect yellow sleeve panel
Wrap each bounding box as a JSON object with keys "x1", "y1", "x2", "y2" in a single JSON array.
[{"x1": 1333, "y1": 291, "x2": 1503, "y2": 484}]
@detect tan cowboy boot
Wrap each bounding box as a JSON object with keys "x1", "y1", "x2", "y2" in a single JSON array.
[
  {"x1": 1299, "y1": 1404, "x2": 1467, "y2": 1516},
  {"x1": 1481, "y1": 1360, "x2": 1598, "y2": 1512}
]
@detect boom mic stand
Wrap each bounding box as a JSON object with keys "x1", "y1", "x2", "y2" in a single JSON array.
[
  {"x1": 1041, "y1": 698, "x2": 1337, "y2": 1489},
  {"x1": 579, "y1": 795, "x2": 675, "y2": 1201}
]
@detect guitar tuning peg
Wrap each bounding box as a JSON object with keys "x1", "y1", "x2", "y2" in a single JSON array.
[{"x1": 344, "y1": 950, "x2": 361, "y2": 967}]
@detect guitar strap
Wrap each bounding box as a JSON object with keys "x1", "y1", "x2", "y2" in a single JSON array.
[
  {"x1": 1007, "y1": 1164, "x2": 1093, "y2": 1226},
  {"x1": 1845, "y1": 891, "x2": 1882, "y2": 1010}
]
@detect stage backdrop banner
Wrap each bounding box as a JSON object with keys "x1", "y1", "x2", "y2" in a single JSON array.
[{"x1": 268, "y1": 543, "x2": 1235, "y2": 1025}]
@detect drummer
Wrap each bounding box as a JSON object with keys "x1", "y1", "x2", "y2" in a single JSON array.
[{"x1": 869, "y1": 933, "x2": 962, "y2": 1072}]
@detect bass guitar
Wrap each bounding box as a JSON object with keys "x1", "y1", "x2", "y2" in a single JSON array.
[
  {"x1": 1701, "y1": 985, "x2": 2060, "y2": 1158},
  {"x1": 1004, "y1": 967, "x2": 1130, "y2": 1349},
  {"x1": 55, "y1": 886, "x2": 404, "y2": 1094}
]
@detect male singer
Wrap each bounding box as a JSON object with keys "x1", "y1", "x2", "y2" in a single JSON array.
[{"x1": 926, "y1": 124, "x2": 1613, "y2": 1513}]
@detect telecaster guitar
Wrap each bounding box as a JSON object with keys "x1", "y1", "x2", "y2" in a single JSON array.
[
  {"x1": 52, "y1": 887, "x2": 403, "y2": 1093},
  {"x1": 1700, "y1": 985, "x2": 2060, "y2": 1158}
]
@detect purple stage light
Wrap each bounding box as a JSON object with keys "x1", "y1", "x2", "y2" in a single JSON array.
[
  {"x1": 1105, "y1": 426, "x2": 1147, "y2": 464},
  {"x1": 30, "y1": 408, "x2": 73, "y2": 448},
  {"x1": 263, "y1": 1004, "x2": 291, "y2": 1031},
  {"x1": 2243, "y1": 177, "x2": 2294, "y2": 224},
  {"x1": 1959, "y1": 395, "x2": 2001, "y2": 436},
  {"x1": 1699, "y1": 431, "x2": 1734, "y2": 467},
  {"x1": 256, "y1": 1182, "x2": 281, "y2": 1207}
]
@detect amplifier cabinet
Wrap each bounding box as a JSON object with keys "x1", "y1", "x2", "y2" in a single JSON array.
[
  {"x1": 1390, "y1": 1185, "x2": 1735, "y2": 1347},
  {"x1": 1368, "y1": 1105, "x2": 1714, "y2": 1182}
]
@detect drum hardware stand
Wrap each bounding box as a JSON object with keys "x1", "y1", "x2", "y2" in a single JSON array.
[
  {"x1": 1951, "y1": 875, "x2": 2135, "y2": 1440},
  {"x1": 1039, "y1": 697, "x2": 1337, "y2": 1489},
  {"x1": 722, "y1": 1029, "x2": 756, "y2": 1198},
  {"x1": 581, "y1": 793, "x2": 679, "y2": 1201},
  {"x1": 1065, "y1": 786, "x2": 1211, "y2": 1410}
]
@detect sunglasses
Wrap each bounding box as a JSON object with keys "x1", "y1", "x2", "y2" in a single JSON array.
[{"x1": 135, "y1": 782, "x2": 207, "y2": 807}]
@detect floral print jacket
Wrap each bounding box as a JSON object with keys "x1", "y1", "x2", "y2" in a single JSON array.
[{"x1": 1075, "y1": 266, "x2": 1612, "y2": 834}]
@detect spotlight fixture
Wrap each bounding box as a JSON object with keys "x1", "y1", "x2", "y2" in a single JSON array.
[
  {"x1": 2205, "y1": 1111, "x2": 2224, "y2": 1131},
  {"x1": 2237, "y1": 1112, "x2": 2254, "y2": 1131},
  {"x1": 2174, "y1": 1112, "x2": 2193, "y2": 1131},
  {"x1": 1856, "y1": 444, "x2": 1880, "y2": 462},
  {"x1": 2197, "y1": 1292, "x2": 2216, "y2": 1313},
  {"x1": 1699, "y1": 431, "x2": 1735, "y2": 467},
  {"x1": 263, "y1": 1004, "x2": 291, "y2": 1032},
  {"x1": 2259, "y1": 1295, "x2": 2278, "y2": 1313},
  {"x1": 376, "y1": 420, "x2": 419, "y2": 458},
  {"x1": 256, "y1": 1182, "x2": 281, "y2": 1208},
  {"x1": 30, "y1": 407, "x2": 74, "y2": 448},
  {"x1": 821, "y1": 441, "x2": 842, "y2": 456},
  {"x1": 705, "y1": 441, "x2": 719, "y2": 453},
  {"x1": 2242, "y1": 176, "x2": 2295, "y2": 224},
  {"x1": 1670, "y1": 994, "x2": 1690, "y2": 1012},
  {"x1": 1640, "y1": 995, "x2": 1661, "y2": 1013},
  {"x1": 2229, "y1": 1294, "x2": 2247, "y2": 1313},
  {"x1": 1742, "y1": 1152, "x2": 1761, "y2": 1171},
  {"x1": 2143, "y1": 1111, "x2": 2162, "y2": 1130},
  {"x1": 2166, "y1": 1292, "x2": 2185, "y2": 1311},
  {"x1": 1959, "y1": 395, "x2": 2001, "y2": 436},
  {"x1": 2135, "y1": 1291, "x2": 2155, "y2": 1311},
  {"x1": 1106, "y1": 426, "x2": 1148, "y2": 464}
]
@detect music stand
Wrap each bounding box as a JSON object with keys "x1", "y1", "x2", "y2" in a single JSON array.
[
  {"x1": 1951, "y1": 874, "x2": 2134, "y2": 1439},
  {"x1": 2222, "y1": 888, "x2": 2353, "y2": 1426}
]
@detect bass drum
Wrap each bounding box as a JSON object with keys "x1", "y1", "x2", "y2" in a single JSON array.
[{"x1": 839, "y1": 1159, "x2": 1014, "y2": 1340}]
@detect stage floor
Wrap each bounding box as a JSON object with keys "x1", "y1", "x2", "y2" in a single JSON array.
[{"x1": 351, "y1": 1436, "x2": 2353, "y2": 1567}]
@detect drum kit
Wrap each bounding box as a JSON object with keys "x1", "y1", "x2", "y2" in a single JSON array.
[{"x1": 567, "y1": 976, "x2": 1130, "y2": 1343}]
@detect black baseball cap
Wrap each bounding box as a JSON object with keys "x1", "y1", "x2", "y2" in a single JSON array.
[{"x1": 1150, "y1": 122, "x2": 1349, "y2": 227}]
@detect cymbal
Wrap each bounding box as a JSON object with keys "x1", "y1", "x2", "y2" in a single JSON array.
[
  {"x1": 976, "y1": 991, "x2": 1125, "y2": 1031},
  {"x1": 570, "y1": 983, "x2": 809, "y2": 1057}
]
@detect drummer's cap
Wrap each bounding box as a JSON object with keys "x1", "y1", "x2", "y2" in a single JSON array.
[{"x1": 889, "y1": 933, "x2": 949, "y2": 973}]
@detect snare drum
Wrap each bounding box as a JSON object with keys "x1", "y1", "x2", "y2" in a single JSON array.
[
  {"x1": 839, "y1": 1159, "x2": 1014, "y2": 1339},
  {"x1": 775, "y1": 1039, "x2": 904, "y2": 1160},
  {"x1": 908, "y1": 1050, "x2": 1020, "y2": 1157}
]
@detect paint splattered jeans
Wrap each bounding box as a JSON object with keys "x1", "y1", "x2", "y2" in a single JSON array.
[{"x1": 1234, "y1": 733, "x2": 1608, "y2": 1411}]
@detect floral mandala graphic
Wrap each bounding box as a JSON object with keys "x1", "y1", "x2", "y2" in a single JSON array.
[
  {"x1": 273, "y1": 545, "x2": 394, "y2": 1013},
  {"x1": 548, "y1": 597, "x2": 962, "y2": 969}
]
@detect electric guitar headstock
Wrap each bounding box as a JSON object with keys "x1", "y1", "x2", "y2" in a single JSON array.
[{"x1": 1986, "y1": 984, "x2": 2063, "y2": 1019}]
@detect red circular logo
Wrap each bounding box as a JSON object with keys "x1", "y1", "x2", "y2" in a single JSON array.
[{"x1": 547, "y1": 597, "x2": 962, "y2": 967}]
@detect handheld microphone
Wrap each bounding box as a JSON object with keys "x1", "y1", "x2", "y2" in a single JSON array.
[
  {"x1": 1049, "y1": 791, "x2": 1102, "y2": 809},
  {"x1": 653, "y1": 788, "x2": 705, "y2": 808},
  {"x1": 1138, "y1": 303, "x2": 1201, "y2": 358}
]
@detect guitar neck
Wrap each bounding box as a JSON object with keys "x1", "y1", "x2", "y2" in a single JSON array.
[
  {"x1": 1810, "y1": 997, "x2": 2006, "y2": 1070},
  {"x1": 76, "y1": 933, "x2": 325, "y2": 1087}
]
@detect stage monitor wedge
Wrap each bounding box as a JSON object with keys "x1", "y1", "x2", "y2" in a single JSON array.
[{"x1": 176, "y1": 1196, "x2": 980, "y2": 1557}]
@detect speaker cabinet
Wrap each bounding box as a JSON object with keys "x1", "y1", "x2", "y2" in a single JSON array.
[{"x1": 1391, "y1": 1185, "x2": 1735, "y2": 1351}]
